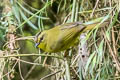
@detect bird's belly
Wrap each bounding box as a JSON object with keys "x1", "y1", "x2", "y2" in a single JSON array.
[{"x1": 47, "y1": 38, "x2": 78, "y2": 53}]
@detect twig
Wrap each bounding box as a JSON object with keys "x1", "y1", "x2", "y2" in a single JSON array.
[
  {"x1": 0, "y1": 54, "x2": 64, "y2": 60},
  {"x1": 40, "y1": 70, "x2": 62, "y2": 80},
  {"x1": 18, "y1": 58, "x2": 24, "y2": 80},
  {"x1": 102, "y1": 30, "x2": 120, "y2": 72},
  {"x1": 25, "y1": 64, "x2": 36, "y2": 79},
  {"x1": 112, "y1": 27, "x2": 118, "y2": 55},
  {"x1": 3, "y1": 36, "x2": 34, "y2": 48},
  {"x1": 65, "y1": 58, "x2": 71, "y2": 80},
  {"x1": 12, "y1": 57, "x2": 41, "y2": 65},
  {"x1": 2, "y1": 60, "x2": 18, "y2": 78},
  {"x1": 90, "y1": 0, "x2": 99, "y2": 17}
]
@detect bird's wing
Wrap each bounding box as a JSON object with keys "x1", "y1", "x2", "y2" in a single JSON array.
[
  {"x1": 59, "y1": 22, "x2": 83, "y2": 30},
  {"x1": 57, "y1": 22, "x2": 85, "y2": 48}
]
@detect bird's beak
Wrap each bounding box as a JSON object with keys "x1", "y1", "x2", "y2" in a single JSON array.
[{"x1": 35, "y1": 43, "x2": 39, "y2": 48}]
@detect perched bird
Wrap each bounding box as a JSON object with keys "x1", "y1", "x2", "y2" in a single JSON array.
[{"x1": 34, "y1": 21, "x2": 108, "y2": 53}]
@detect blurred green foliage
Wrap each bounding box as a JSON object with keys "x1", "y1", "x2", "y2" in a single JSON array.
[{"x1": 0, "y1": 0, "x2": 120, "y2": 80}]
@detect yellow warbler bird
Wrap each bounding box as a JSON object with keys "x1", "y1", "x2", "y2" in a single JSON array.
[{"x1": 34, "y1": 21, "x2": 108, "y2": 53}]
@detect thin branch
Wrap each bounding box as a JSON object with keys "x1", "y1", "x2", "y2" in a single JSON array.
[
  {"x1": 18, "y1": 57, "x2": 24, "y2": 80},
  {"x1": 0, "y1": 53, "x2": 64, "y2": 60},
  {"x1": 40, "y1": 70, "x2": 62, "y2": 80},
  {"x1": 90, "y1": 0, "x2": 100, "y2": 17},
  {"x1": 2, "y1": 60, "x2": 18, "y2": 78},
  {"x1": 102, "y1": 30, "x2": 120, "y2": 72},
  {"x1": 112, "y1": 27, "x2": 118, "y2": 55}
]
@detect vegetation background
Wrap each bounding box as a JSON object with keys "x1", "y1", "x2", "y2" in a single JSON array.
[{"x1": 0, "y1": 0, "x2": 120, "y2": 80}]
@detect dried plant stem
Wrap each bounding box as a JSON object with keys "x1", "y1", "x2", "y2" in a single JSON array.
[
  {"x1": 40, "y1": 70, "x2": 62, "y2": 80},
  {"x1": 65, "y1": 58, "x2": 71, "y2": 80},
  {"x1": 0, "y1": 53, "x2": 64, "y2": 60},
  {"x1": 102, "y1": 30, "x2": 120, "y2": 72},
  {"x1": 112, "y1": 27, "x2": 118, "y2": 56}
]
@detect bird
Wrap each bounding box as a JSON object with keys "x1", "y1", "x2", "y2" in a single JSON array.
[{"x1": 34, "y1": 21, "x2": 108, "y2": 53}]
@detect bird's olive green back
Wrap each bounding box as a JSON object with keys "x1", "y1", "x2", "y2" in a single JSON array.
[
  {"x1": 42, "y1": 22, "x2": 85, "y2": 52},
  {"x1": 35, "y1": 21, "x2": 108, "y2": 52}
]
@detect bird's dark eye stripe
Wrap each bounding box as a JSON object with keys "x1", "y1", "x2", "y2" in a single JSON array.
[
  {"x1": 34, "y1": 32, "x2": 42, "y2": 42},
  {"x1": 36, "y1": 32, "x2": 41, "y2": 38}
]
